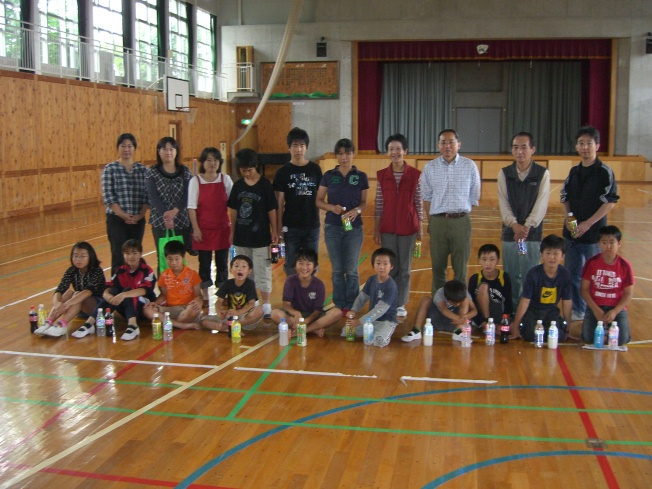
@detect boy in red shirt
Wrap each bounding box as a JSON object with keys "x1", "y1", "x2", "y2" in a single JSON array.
[{"x1": 581, "y1": 225, "x2": 634, "y2": 345}]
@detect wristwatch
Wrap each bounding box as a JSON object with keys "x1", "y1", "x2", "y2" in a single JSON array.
[{"x1": 356, "y1": 208, "x2": 361, "y2": 214}]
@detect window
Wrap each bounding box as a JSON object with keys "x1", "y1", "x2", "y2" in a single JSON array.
[
  {"x1": 196, "y1": 8, "x2": 214, "y2": 93},
  {"x1": 38, "y1": 0, "x2": 79, "y2": 68},
  {"x1": 135, "y1": 0, "x2": 158, "y2": 82},
  {"x1": 0, "y1": 0, "x2": 21, "y2": 59},
  {"x1": 93, "y1": 0, "x2": 124, "y2": 77},
  {"x1": 169, "y1": 0, "x2": 188, "y2": 77}
]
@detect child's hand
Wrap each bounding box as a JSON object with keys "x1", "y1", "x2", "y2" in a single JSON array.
[
  {"x1": 109, "y1": 293, "x2": 124, "y2": 305},
  {"x1": 186, "y1": 301, "x2": 202, "y2": 314},
  {"x1": 508, "y1": 323, "x2": 521, "y2": 340},
  {"x1": 452, "y1": 316, "x2": 467, "y2": 326},
  {"x1": 602, "y1": 310, "x2": 616, "y2": 324}
]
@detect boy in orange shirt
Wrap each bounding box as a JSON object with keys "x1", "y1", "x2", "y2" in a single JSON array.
[{"x1": 144, "y1": 240, "x2": 203, "y2": 329}]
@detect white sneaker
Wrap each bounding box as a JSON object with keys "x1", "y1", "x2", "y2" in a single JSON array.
[
  {"x1": 401, "y1": 329, "x2": 422, "y2": 342},
  {"x1": 121, "y1": 326, "x2": 140, "y2": 341},
  {"x1": 71, "y1": 324, "x2": 95, "y2": 338},
  {"x1": 34, "y1": 323, "x2": 53, "y2": 335},
  {"x1": 396, "y1": 306, "x2": 408, "y2": 317},
  {"x1": 262, "y1": 303, "x2": 272, "y2": 319},
  {"x1": 452, "y1": 333, "x2": 473, "y2": 343},
  {"x1": 44, "y1": 325, "x2": 67, "y2": 337}
]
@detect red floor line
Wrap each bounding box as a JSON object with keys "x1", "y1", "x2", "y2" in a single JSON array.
[
  {"x1": 0, "y1": 336, "x2": 180, "y2": 459},
  {"x1": 556, "y1": 348, "x2": 620, "y2": 489}
]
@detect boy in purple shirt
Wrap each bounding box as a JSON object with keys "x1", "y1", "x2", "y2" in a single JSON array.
[{"x1": 270, "y1": 249, "x2": 342, "y2": 337}]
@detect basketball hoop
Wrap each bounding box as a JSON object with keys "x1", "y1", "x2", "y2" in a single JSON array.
[{"x1": 178, "y1": 106, "x2": 198, "y2": 123}]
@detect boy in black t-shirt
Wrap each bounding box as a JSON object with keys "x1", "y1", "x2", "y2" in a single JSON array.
[
  {"x1": 201, "y1": 255, "x2": 263, "y2": 331},
  {"x1": 468, "y1": 244, "x2": 513, "y2": 331}
]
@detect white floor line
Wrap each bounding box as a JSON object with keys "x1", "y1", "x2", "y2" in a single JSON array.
[
  {"x1": 634, "y1": 276, "x2": 652, "y2": 282},
  {"x1": 0, "y1": 334, "x2": 278, "y2": 489},
  {"x1": 234, "y1": 367, "x2": 377, "y2": 378},
  {"x1": 637, "y1": 188, "x2": 652, "y2": 195},
  {"x1": 400, "y1": 375, "x2": 496, "y2": 385},
  {"x1": 628, "y1": 339, "x2": 652, "y2": 345}
]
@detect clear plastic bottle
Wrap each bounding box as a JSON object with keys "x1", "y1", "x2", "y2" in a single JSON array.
[
  {"x1": 413, "y1": 240, "x2": 422, "y2": 258},
  {"x1": 485, "y1": 317, "x2": 495, "y2": 346},
  {"x1": 37, "y1": 303, "x2": 47, "y2": 328},
  {"x1": 229, "y1": 245, "x2": 237, "y2": 261},
  {"x1": 548, "y1": 321, "x2": 558, "y2": 350},
  {"x1": 279, "y1": 241, "x2": 286, "y2": 259},
  {"x1": 423, "y1": 318, "x2": 433, "y2": 346},
  {"x1": 363, "y1": 317, "x2": 374, "y2": 346},
  {"x1": 534, "y1": 320, "x2": 544, "y2": 348},
  {"x1": 163, "y1": 312, "x2": 173, "y2": 341},
  {"x1": 461, "y1": 320, "x2": 472, "y2": 347},
  {"x1": 96, "y1": 308, "x2": 106, "y2": 337},
  {"x1": 345, "y1": 313, "x2": 356, "y2": 342},
  {"x1": 152, "y1": 313, "x2": 162, "y2": 340},
  {"x1": 297, "y1": 317, "x2": 307, "y2": 347},
  {"x1": 278, "y1": 318, "x2": 289, "y2": 346},
  {"x1": 593, "y1": 320, "x2": 605, "y2": 348},
  {"x1": 341, "y1": 207, "x2": 353, "y2": 231},
  {"x1": 608, "y1": 321, "x2": 619, "y2": 350},
  {"x1": 231, "y1": 315, "x2": 242, "y2": 343},
  {"x1": 567, "y1": 212, "x2": 578, "y2": 238},
  {"x1": 517, "y1": 238, "x2": 528, "y2": 255}
]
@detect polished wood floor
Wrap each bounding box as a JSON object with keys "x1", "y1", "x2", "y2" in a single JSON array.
[{"x1": 1, "y1": 181, "x2": 652, "y2": 488}]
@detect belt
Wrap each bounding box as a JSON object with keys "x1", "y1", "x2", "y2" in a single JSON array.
[{"x1": 434, "y1": 212, "x2": 467, "y2": 219}]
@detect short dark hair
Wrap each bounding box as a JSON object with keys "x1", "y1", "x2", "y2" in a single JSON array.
[
  {"x1": 235, "y1": 148, "x2": 260, "y2": 172},
  {"x1": 70, "y1": 241, "x2": 101, "y2": 269},
  {"x1": 575, "y1": 126, "x2": 600, "y2": 145},
  {"x1": 295, "y1": 248, "x2": 318, "y2": 267},
  {"x1": 287, "y1": 127, "x2": 309, "y2": 147},
  {"x1": 384, "y1": 133, "x2": 408, "y2": 151},
  {"x1": 122, "y1": 239, "x2": 143, "y2": 253},
  {"x1": 478, "y1": 243, "x2": 500, "y2": 260},
  {"x1": 598, "y1": 225, "x2": 622, "y2": 242},
  {"x1": 334, "y1": 138, "x2": 355, "y2": 154},
  {"x1": 164, "y1": 240, "x2": 186, "y2": 257},
  {"x1": 156, "y1": 136, "x2": 180, "y2": 167},
  {"x1": 117, "y1": 133, "x2": 137, "y2": 149},
  {"x1": 372, "y1": 247, "x2": 396, "y2": 267},
  {"x1": 231, "y1": 254, "x2": 254, "y2": 269},
  {"x1": 512, "y1": 132, "x2": 535, "y2": 148},
  {"x1": 199, "y1": 147, "x2": 224, "y2": 174},
  {"x1": 438, "y1": 129, "x2": 460, "y2": 140},
  {"x1": 540, "y1": 234, "x2": 566, "y2": 254},
  {"x1": 443, "y1": 280, "x2": 467, "y2": 303}
]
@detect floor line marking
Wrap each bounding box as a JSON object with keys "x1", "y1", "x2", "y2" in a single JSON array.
[
  {"x1": 400, "y1": 375, "x2": 496, "y2": 385},
  {"x1": 234, "y1": 367, "x2": 378, "y2": 378},
  {"x1": 0, "y1": 335, "x2": 277, "y2": 489}
]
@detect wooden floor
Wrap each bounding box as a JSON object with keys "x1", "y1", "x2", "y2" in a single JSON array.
[{"x1": 1, "y1": 181, "x2": 652, "y2": 488}]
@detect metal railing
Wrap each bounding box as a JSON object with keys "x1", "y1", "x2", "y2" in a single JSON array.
[{"x1": 0, "y1": 16, "x2": 226, "y2": 100}]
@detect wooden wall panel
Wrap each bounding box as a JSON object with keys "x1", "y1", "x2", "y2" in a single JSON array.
[
  {"x1": 41, "y1": 172, "x2": 71, "y2": 207},
  {"x1": 256, "y1": 102, "x2": 292, "y2": 152},
  {"x1": 3, "y1": 174, "x2": 40, "y2": 213},
  {"x1": 38, "y1": 80, "x2": 69, "y2": 170},
  {"x1": 1, "y1": 76, "x2": 39, "y2": 171}
]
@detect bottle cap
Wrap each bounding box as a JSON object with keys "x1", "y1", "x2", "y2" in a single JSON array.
[
  {"x1": 153, "y1": 313, "x2": 159, "y2": 318},
  {"x1": 299, "y1": 317, "x2": 305, "y2": 322}
]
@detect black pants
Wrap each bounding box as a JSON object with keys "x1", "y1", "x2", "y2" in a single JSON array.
[
  {"x1": 198, "y1": 248, "x2": 229, "y2": 289},
  {"x1": 106, "y1": 214, "x2": 146, "y2": 274},
  {"x1": 521, "y1": 307, "x2": 568, "y2": 342}
]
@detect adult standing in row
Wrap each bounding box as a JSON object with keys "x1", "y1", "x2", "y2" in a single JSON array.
[
  {"x1": 274, "y1": 127, "x2": 322, "y2": 276},
  {"x1": 316, "y1": 138, "x2": 369, "y2": 314},
  {"x1": 101, "y1": 133, "x2": 149, "y2": 274},
  {"x1": 421, "y1": 129, "x2": 481, "y2": 294},
  {"x1": 188, "y1": 147, "x2": 233, "y2": 300},
  {"x1": 498, "y1": 132, "x2": 550, "y2": 308},
  {"x1": 561, "y1": 126, "x2": 619, "y2": 321},
  {"x1": 146, "y1": 136, "x2": 193, "y2": 274},
  {"x1": 374, "y1": 134, "x2": 423, "y2": 318}
]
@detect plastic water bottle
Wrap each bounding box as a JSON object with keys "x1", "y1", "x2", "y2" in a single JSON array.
[
  {"x1": 278, "y1": 318, "x2": 289, "y2": 346},
  {"x1": 608, "y1": 321, "x2": 619, "y2": 350},
  {"x1": 231, "y1": 315, "x2": 242, "y2": 343},
  {"x1": 229, "y1": 245, "x2": 237, "y2": 261},
  {"x1": 96, "y1": 308, "x2": 106, "y2": 337},
  {"x1": 568, "y1": 212, "x2": 578, "y2": 238},
  {"x1": 152, "y1": 313, "x2": 162, "y2": 340},
  {"x1": 363, "y1": 317, "x2": 374, "y2": 346},
  {"x1": 345, "y1": 313, "x2": 356, "y2": 342},
  {"x1": 593, "y1": 321, "x2": 605, "y2": 348},
  {"x1": 548, "y1": 321, "x2": 558, "y2": 349},
  {"x1": 485, "y1": 317, "x2": 496, "y2": 346},
  {"x1": 534, "y1": 320, "x2": 545, "y2": 348},
  {"x1": 461, "y1": 320, "x2": 472, "y2": 347},
  {"x1": 297, "y1": 317, "x2": 307, "y2": 347},
  {"x1": 517, "y1": 238, "x2": 528, "y2": 255},
  {"x1": 499, "y1": 314, "x2": 510, "y2": 344},
  {"x1": 279, "y1": 241, "x2": 286, "y2": 259},
  {"x1": 29, "y1": 305, "x2": 38, "y2": 333},
  {"x1": 163, "y1": 312, "x2": 173, "y2": 341},
  {"x1": 413, "y1": 240, "x2": 422, "y2": 258},
  {"x1": 105, "y1": 308, "x2": 114, "y2": 337},
  {"x1": 341, "y1": 207, "x2": 353, "y2": 231},
  {"x1": 37, "y1": 304, "x2": 47, "y2": 328},
  {"x1": 423, "y1": 318, "x2": 433, "y2": 346}
]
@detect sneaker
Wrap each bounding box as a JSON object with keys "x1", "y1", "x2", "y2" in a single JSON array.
[
  {"x1": 401, "y1": 327, "x2": 422, "y2": 342},
  {"x1": 121, "y1": 326, "x2": 140, "y2": 341},
  {"x1": 452, "y1": 331, "x2": 473, "y2": 343},
  {"x1": 71, "y1": 323, "x2": 95, "y2": 338},
  {"x1": 44, "y1": 324, "x2": 67, "y2": 337},
  {"x1": 34, "y1": 323, "x2": 53, "y2": 335},
  {"x1": 396, "y1": 306, "x2": 408, "y2": 317},
  {"x1": 262, "y1": 303, "x2": 272, "y2": 319},
  {"x1": 571, "y1": 311, "x2": 585, "y2": 321}
]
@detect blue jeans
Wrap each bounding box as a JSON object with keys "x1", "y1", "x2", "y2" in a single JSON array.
[
  {"x1": 283, "y1": 226, "x2": 320, "y2": 276},
  {"x1": 582, "y1": 306, "x2": 630, "y2": 345},
  {"x1": 324, "y1": 224, "x2": 364, "y2": 309},
  {"x1": 502, "y1": 240, "x2": 541, "y2": 310},
  {"x1": 565, "y1": 240, "x2": 600, "y2": 315}
]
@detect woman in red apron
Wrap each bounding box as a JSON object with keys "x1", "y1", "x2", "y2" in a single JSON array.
[{"x1": 188, "y1": 148, "x2": 233, "y2": 300}]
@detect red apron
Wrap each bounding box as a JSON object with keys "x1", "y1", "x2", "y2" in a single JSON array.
[{"x1": 192, "y1": 176, "x2": 231, "y2": 251}]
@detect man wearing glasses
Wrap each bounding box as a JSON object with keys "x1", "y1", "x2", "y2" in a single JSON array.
[
  {"x1": 420, "y1": 129, "x2": 481, "y2": 294},
  {"x1": 560, "y1": 126, "x2": 619, "y2": 321}
]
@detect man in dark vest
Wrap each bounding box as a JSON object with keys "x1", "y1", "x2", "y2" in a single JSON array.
[{"x1": 498, "y1": 132, "x2": 550, "y2": 309}]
